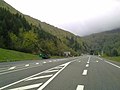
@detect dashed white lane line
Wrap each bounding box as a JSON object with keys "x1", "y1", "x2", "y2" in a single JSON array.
[
  {"x1": 79, "y1": 61, "x2": 81, "y2": 62},
  {"x1": 87, "y1": 62, "x2": 89, "y2": 64},
  {"x1": 82, "y1": 70, "x2": 88, "y2": 76},
  {"x1": 105, "y1": 61, "x2": 120, "y2": 69},
  {"x1": 8, "y1": 66, "x2": 16, "y2": 70},
  {"x1": 25, "y1": 74, "x2": 53, "y2": 81},
  {"x1": 43, "y1": 62, "x2": 46, "y2": 63},
  {"x1": 36, "y1": 63, "x2": 39, "y2": 65},
  {"x1": 25, "y1": 64, "x2": 29, "y2": 67},
  {"x1": 76, "y1": 85, "x2": 84, "y2": 90},
  {"x1": 0, "y1": 65, "x2": 43, "y2": 76},
  {"x1": 86, "y1": 64, "x2": 89, "y2": 67},
  {"x1": 96, "y1": 61, "x2": 98, "y2": 62},
  {"x1": 9, "y1": 83, "x2": 42, "y2": 90},
  {"x1": 87, "y1": 56, "x2": 91, "y2": 64}
]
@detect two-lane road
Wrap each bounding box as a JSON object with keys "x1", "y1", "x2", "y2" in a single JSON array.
[{"x1": 0, "y1": 55, "x2": 120, "y2": 90}]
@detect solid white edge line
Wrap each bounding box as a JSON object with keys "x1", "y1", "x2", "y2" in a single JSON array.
[
  {"x1": 76, "y1": 85, "x2": 84, "y2": 90},
  {"x1": 97, "y1": 57, "x2": 103, "y2": 61},
  {"x1": 37, "y1": 62, "x2": 71, "y2": 90},
  {"x1": 105, "y1": 61, "x2": 120, "y2": 69},
  {"x1": 82, "y1": 70, "x2": 88, "y2": 76},
  {"x1": 9, "y1": 83, "x2": 42, "y2": 90}
]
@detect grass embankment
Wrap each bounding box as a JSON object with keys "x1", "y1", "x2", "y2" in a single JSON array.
[
  {"x1": 0, "y1": 48, "x2": 40, "y2": 62},
  {"x1": 103, "y1": 56, "x2": 120, "y2": 62}
]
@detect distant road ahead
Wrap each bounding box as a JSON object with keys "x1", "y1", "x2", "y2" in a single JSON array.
[{"x1": 0, "y1": 55, "x2": 120, "y2": 90}]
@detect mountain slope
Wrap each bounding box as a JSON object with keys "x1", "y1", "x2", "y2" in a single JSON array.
[
  {"x1": 83, "y1": 29, "x2": 120, "y2": 56},
  {"x1": 0, "y1": 0, "x2": 86, "y2": 56}
]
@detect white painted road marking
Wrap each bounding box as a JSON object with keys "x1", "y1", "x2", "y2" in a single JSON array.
[
  {"x1": 8, "y1": 66, "x2": 16, "y2": 70},
  {"x1": 25, "y1": 64, "x2": 29, "y2": 67},
  {"x1": 36, "y1": 63, "x2": 39, "y2": 65},
  {"x1": 87, "y1": 62, "x2": 89, "y2": 64},
  {"x1": 43, "y1": 70, "x2": 59, "y2": 73},
  {"x1": 52, "y1": 66, "x2": 63, "y2": 69},
  {"x1": 9, "y1": 83, "x2": 42, "y2": 90},
  {"x1": 82, "y1": 70, "x2": 88, "y2": 76},
  {"x1": 25, "y1": 74, "x2": 53, "y2": 81},
  {"x1": 86, "y1": 64, "x2": 89, "y2": 67},
  {"x1": 96, "y1": 61, "x2": 98, "y2": 62},
  {"x1": 0, "y1": 62, "x2": 71, "y2": 90},
  {"x1": 87, "y1": 56, "x2": 91, "y2": 64},
  {"x1": 38, "y1": 62, "x2": 71, "y2": 90},
  {"x1": 105, "y1": 61, "x2": 120, "y2": 69},
  {"x1": 43, "y1": 62, "x2": 46, "y2": 63},
  {"x1": 76, "y1": 85, "x2": 84, "y2": 90},
  {"x1": 0, "y1": 65, "x2": 43, "y2": 76}
]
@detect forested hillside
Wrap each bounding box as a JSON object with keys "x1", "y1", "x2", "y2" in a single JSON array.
[
  {"x1": 83, "y1": 29, "x2": 120, "y2": 56},
  {"x1": 0, "y1": 0, "x2": 87, "y2": 56}
]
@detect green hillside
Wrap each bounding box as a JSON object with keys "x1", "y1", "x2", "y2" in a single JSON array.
[
  {"x1": 83, "y1": 29, "x2": 120, "y2": 56},
  {"x1": 0, "y1": 0, "x2": 87, "y2": 57},
  {"x1": 0, "y1": 48, "x2": 40, "y2": 62}
]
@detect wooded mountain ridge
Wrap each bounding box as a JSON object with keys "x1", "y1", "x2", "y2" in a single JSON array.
[
  {"x1": 1, "y1": 0, "x2": 120, "y2": 57},
  {"x1": 83, "y1": 29, "x2": 120, "y2": 56},
  {"x1": 0, "y1": 0, "x2": 87, "y2": 56}
]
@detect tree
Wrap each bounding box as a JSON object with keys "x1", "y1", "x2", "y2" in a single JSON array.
[{"x1": 111, "y1": 48, "x2": 118, "y2": 56}]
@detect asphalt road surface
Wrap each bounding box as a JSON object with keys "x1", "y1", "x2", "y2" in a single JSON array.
[{"x1": 0, "y1": 55, "x2": 120, "y2": 90}]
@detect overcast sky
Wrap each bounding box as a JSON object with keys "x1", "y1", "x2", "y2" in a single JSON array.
[{"x1": 4, "y1": 0, "x2": 120, "y2": 36}]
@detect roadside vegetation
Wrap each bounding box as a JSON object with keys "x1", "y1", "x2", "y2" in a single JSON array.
[
  {"x1": 0, "y1": 0, "x2": 120, "y2": 63},
  {"x1": 0, "y1": 5, "x2": 87, "y2": 57},
  {"x1": 103, "y1": 56, "x2": 120, "y2": 62},
  {"x1": 0, "y1": 48, "x2": 40, "y2": 62}
]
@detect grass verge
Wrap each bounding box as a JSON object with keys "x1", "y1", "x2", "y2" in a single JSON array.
[
  {"x1": 103, "y1": 56, "x2": 120, "y2": 62},
  {"x1": 0, "y1": 48, "x2": 41, "y2": 62}
]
